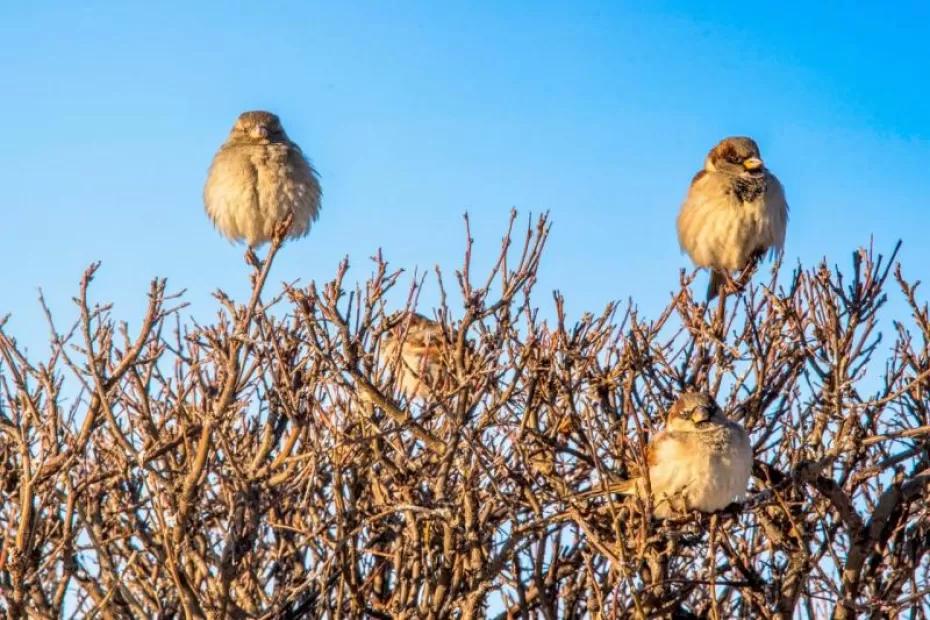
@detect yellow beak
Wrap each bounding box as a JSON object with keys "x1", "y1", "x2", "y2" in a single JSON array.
[{"x1": 743, "y1": 157, "x2": 764, "y2": 171}]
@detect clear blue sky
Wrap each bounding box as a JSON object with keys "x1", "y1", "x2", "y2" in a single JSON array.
[{"x1": 2, "y1": 2, "x2": 929, "y2": 354}]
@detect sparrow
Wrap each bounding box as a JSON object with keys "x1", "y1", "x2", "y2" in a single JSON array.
[
  {"x1": 676, "y1": 136, "x2": 788, "y2": 300},
  {"x1": 204, "y1": 110, "x2": 321, "y2": 248},
  {"x1": 379, "y1": 313, "x2": 446, "y2": 401},
  {"x1": 585, "y1": 392, "x2": 752, "y2": 518}
]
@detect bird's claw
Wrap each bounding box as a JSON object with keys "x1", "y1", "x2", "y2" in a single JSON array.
[
  {"x1": 245, "y1": 247, "x2": 262, "y2": 270},
  {"x1": 722, "y1": 272, "x2": 743, "y2": 296},
  {"x1": 723, "y1": 254, "x2": 762, "y2": 295},
  {"x1": 737, "y1": 252, "x2": 764, "y2": 285}
]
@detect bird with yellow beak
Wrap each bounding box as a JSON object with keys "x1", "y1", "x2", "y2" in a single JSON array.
[{"x1": 676, "y1": 136, "x2": 789, "y2": 300}]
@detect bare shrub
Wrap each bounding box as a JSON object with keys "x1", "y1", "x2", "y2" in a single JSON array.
[{"x1": 1, "y1": 213, "x2": 928, "y2": 618}]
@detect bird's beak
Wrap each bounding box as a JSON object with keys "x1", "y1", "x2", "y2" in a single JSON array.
[
  {"x1": 250, "y1": 126, "x2": 269, "y2": 139},
  {"x1": 743, "y1": 157, "x2": 764, "y2": 171},
  {"x1": 691, "y1": 407, "x2": 712, "y2": 424}
]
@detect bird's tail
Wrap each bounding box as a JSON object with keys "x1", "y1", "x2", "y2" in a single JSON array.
[
  {"x1": 578, "y1": 478, "x2": 638, "y2": 499},
  {"x1": 707, "y1": 270, "x2": 725, "y2": 301}
]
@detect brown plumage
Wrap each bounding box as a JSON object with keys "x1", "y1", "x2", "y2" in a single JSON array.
[
  {"x1": 583, "y1": 393, "x2": 752, "y2": 518},
  {"x1": 677, "y1": 136, "x2": 788, "y2": 300},
  {"x1": 379, "y1": 313, "x2": 446, "y2": 401},
  {"x1": 204, "y1": 111, "x2": 321, "y2": 248}
]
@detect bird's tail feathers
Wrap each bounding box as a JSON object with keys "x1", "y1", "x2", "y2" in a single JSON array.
[
  {"x1": 707, "y1": 270, "x2": 725, "y2": 301},
  {"x1": 578, "y1": 478, "x2": 638, "y2": 499}
]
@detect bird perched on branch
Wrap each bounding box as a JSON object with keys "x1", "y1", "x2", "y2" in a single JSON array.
[
  {"x1": 677, "y1": 136, "x2": 788, "y2": 300},
  {"x1": 204, "y1": 110, "x2": 321, "y2": 249},
  {"x1": 379, "y1": 312, "x2": 447, "y2": 401},
  {"x1": 584, "y1": 392, "x2": 752, "y2": 518}
]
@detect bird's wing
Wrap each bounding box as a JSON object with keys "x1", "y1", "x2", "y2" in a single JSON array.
[
  {"x1": 676, "y1": 174, "x2": 704, "y2": 253},
  {"x1": 203, "y1": 146, "x2": 260, "y2": 237},
  {"x1": 285, "y1": 142, "x2": 322, "y2": 221},
  {"x1": 643, "y1": 430, "x2": 691, "y2": 496},
  {"x1": 764, "y1": 173, "x2": 789, "y2": 256},
  {"x1": 646, "y1": 430, "x2": 674, "y2": 468},
  {"x1": 577, "y1": 478, "x2": 638, "y2": 499},
  {"x1": 578, "y1": 431, "x2": 675, "y2": 499},
  {"x1": 676, "y1": 172, "x2": 741, "y2": 267}
]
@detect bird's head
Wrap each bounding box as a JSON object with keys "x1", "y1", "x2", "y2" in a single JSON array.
[
  {"x1": 666, "y1": 392, "x2": 725, "y2": 431},
  {"x1": 704, "y1": 136, "x2": 766, "y2": 179},
  {"x1": 382, "y1": 312, "x2": 444, "y2": 357},
  {"x1": 230, "y1": 110, "x2": 287, "y2": 143}
]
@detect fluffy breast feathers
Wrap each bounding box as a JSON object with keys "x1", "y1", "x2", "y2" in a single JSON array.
[
  {"x1": 677, "y1": 170, "x2": 788, "y2": 272},
  {"x1": 204, "y1": 131, "x2": 321, "y2": 247},
  {"x1": 638, "y1": 422, "x2": 752, "y2": 517}
]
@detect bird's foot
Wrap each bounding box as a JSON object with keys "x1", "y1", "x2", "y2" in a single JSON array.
[
  {"x1": 722, "y1": 272, "x2": 744, "y2": 296},
  {"x1": 734, "y1": 251, "x2": 764, "y2": 289},
  {"x1": 245, "y1": 247, "x2": 262, "y2": 270}
]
